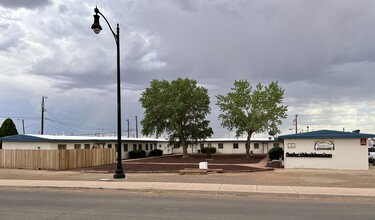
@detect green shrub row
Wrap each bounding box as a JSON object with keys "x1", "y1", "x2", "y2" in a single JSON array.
[
  {"x1": 129, "y1": 150, "x2": 146, "y2": 159},
  {"x1": 201, "y1": 147, "x2": 217, "y2": 154},
  {"x1": 129, "y1": 149, "x2": 164, "y2": 159}
]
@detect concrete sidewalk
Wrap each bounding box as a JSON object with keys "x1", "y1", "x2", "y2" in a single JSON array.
[{"x1": 1, "y1": 179, "x2": 375, "y2": 198}]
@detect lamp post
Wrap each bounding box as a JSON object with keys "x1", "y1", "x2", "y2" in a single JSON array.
[{"x1": 91, "y1": 6, "x2": 125, "y2": 179}]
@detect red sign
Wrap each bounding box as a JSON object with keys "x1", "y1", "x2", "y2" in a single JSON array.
[{"x1": 360, "y1": 138, "x2": 367, "y2": 146}]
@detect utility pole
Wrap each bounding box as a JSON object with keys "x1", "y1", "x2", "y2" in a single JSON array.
[
  {"x1": 135, "y1": 115, "x2": 138, "y2": 138},
  {"x1": 295, "y1": 114, "x2": 298, "y2": 134},
  {"x1": 22, "y1": 119, "x2": 25, "y2": 134},
  {"x1": 41, "y1": 96, "x2": 47, "y2": 135},
  {"x1": 127, "y1": 119, "x2": 130, "y2": 138}
]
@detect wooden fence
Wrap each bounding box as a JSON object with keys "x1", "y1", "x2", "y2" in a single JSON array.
[{"x1": 0, "y1": 148, "x2": 116, "y2": 170}]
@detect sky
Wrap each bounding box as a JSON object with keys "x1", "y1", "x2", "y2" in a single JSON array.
[{"x1": 1, "y1": 0, "x2": 375, "y2": 138}]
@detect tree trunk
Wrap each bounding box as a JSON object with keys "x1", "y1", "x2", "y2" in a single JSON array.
[
  {"x1": 181, "y1": 136, "x2": 189, "y2": 158},
  {"x1": 245, "y1": 131, "x2": 253, "y2": 158}
]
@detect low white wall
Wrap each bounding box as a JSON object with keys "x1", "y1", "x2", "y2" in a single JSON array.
[{"x1": 283, "y1": 138, "x2": 368, "y2": 170}]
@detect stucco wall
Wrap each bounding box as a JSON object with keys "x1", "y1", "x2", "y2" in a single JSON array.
[{"x1": 283, "y1": 138, "x2": 368, "y2": 170}]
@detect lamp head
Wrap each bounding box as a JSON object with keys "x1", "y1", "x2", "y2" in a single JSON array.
[{"x1": 91, "y1": 7, "x2": 102, "y2": 34}]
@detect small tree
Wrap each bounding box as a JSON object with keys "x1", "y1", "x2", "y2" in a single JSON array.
[
  {"x1": 0, "y1": 118, "x2": 19, "y2": 137},
  {"x1": 216, "y1": 80, "x2": 288, "y2": 158},
  {"x1": 139, "y1": 78, "x2": 213, "y2": 158}
]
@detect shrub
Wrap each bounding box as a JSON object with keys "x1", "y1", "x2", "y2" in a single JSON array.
[
  {"x1": 201, "y1": 147, "x2": 217, "y2": 154},
  {"x1": 148, "y1": 149, "x2": 163, "y2": 157},
  {"x1": 129, "y1": 150, "x2": 146, "y2": 159},
  {"x1": 268, "y1": 147, "x2": 284, "y2": 160}
]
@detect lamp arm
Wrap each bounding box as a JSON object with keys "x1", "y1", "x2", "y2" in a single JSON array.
[{"x1": 96, "y1": 10, "x2": 119, "y2": 44}]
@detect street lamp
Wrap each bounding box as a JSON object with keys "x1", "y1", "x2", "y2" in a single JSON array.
[{"x1": 92, "y1": 6, "x2": 125, "y2": 179}]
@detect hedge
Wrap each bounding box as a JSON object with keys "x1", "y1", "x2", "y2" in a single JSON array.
[
  {"x1": 201, "y1": 147, "x2": 217, "y2": 154},
  {"x1": 148, "y1": 149, "x2": 163, "y2": 157},
  {"x1": 268, "y1": 147, "x2": 283, "y2": 160},
  {"x1": 129, "y1": 150, "x2": 146, "y2": 159}
]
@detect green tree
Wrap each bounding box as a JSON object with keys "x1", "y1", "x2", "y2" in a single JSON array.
[
  {"x1": 0, "y1": 118, "x2": 19, "y2": 137},
  {"x1": 216, "y1": 80, "x2": 288, "y2": 158},
  {"x1": 139, "y1": 78, "x2": 213, "y2": 158}
]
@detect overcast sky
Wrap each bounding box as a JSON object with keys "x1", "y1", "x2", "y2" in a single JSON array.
[{"x1": 1, "y1": 0, "x2": 375, "y2": 138}]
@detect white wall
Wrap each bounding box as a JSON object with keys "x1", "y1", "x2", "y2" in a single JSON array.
[
  {"x1": 283, "y1": 138, "x2": 368, "y2": 170},
  {"x1": 2, "y1": 142, "x2": 52, "y2": 149}
]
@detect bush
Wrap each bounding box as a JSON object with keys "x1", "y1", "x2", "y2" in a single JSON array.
[
  {"x1": 268, "y1": 147, "x2": 283, "y2": 160},
  {"x1": 201, "y1": 147, "x2": 217, "y2": 154},
  {"x1": 129, "y1": 150, "x2": 146, "y2": 159},
  {"x1": 148, "y1": 149, "x2": 163, "y2": 157}
]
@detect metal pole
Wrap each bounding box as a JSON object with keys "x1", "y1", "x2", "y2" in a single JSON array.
[
  {"x1": 113, "y1": 23, "x2": 125, "y2": 179},
  {"x1": 295, "y1": 114, "x2": 298, "y2": 134}
]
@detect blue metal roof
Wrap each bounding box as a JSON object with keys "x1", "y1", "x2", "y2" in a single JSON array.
[
  {"x1": 278, "y1": 130, "x2": 375, "y2": 139},
  {"x1": 0, "y1": 134, "x2": 50, "y2": 142}
]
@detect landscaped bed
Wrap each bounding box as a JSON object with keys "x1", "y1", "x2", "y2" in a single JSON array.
[{"x1": 76, "y1": 154, "x2": 268, "y2": 173}]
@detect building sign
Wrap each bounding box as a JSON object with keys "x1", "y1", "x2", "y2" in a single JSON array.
[
  {"x1": 360, "y1": 138, "x2": 367, "y2": 146},
  {"x1": 287, "y1": 143, "x2": 296, "y2": 149},
  {"x1": 314, "y1": 141, "x2": 334, "y2": 150}
]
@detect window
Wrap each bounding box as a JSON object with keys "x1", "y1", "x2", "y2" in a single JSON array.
[
  {"x1": 200, "y1": 143, "x2": 204, "y2": 149},
  {"x1": 254, "y1": 143, "x2": 259, "y2": 149},
  {"x1": 58, "y1": 144, "x2": 66, "y2": 150},
  {"x1": 115, "y1": 144, "x2": 118, "y2": 152},
  {"x1": 150, "y1": 144, "x2": 153, "y2": 150},
  {"x1": 233, "y1": 143, "x2": 239, "y2": 149},
  {"x1": 208, "y1": 143, "x2": 212, "y2": 147},
  {"x1": 108, "y1": 144, "x2": 112, "y2": 149},
  {"x1": 273, "y1": 143, "x2": 280, "y2": 148},
  {"x1": 138, "y1": 144, "x2": 142, "y2": 150},
  {"x1": 159, "y1": 145, "x2": 162, "y2": 149},
  {"x1": 74, "y1": 144, "x2": 81, "y2": 150},
  {"x1": 133, "y1": 144, "x2": 137, "y2": 151},
  {"x1": 146, "y1": 144, "x2": 149, "y2": 151},
  {"x1": 218, "y1": 143, "x2": 224, "y2": 149},
  {"x1": 84, "y1": 144, "x2": 90, "y2": 149},
  {"x1": 124, "y1": 144, "x2": 128, "y2": 152}
]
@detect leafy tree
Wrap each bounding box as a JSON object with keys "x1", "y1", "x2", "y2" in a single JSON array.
[
  {"x1": 0, "y1": 118, "x2": 19, "y2": 137},
  {"x1": 139, "y1": 78, "x2": 213, "y2": 158},
  {"x1": 216, "y1": 80, "x2": 287, "y2": 158}
]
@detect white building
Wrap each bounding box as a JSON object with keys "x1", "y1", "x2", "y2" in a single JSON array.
[
  {"x1": 0, "y1": 134, "x2": 172, "y2": 159},
  {"x1": 279, "y1": 130, "x2": 375, "y2": 170},
  {"x1": 173, "y1": 137, "x2": 283, "y2": 154}
]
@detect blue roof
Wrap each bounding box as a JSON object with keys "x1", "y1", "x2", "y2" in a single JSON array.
[
  {"x1": 0, "y1": 134, "x2": 50, "y2": 142},
  {"x1": 278, "y1": 130, "x2": 375, "y2": 139}
]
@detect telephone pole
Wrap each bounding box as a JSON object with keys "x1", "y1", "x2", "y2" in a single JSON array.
[
  {"x1": 127, "y1": 119, "x2": 130, "y2": 138},
  {"x1": 295, "y1": 114, "x2": 298, "y2": 134},
  {"x1": 41, "y1": 96, "x2": 47, "y2": 135},
  {"x1": 135, "y1": 115, "x2": 138, "y2": 138}
]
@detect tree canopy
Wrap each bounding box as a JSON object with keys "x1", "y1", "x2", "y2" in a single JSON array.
[
  {"x1": 216, "y1": 80, "x2": 288, "y2": 157},
  {"x1": 139, "y1": 77, "x2": 213, "y2": 157},
  {"x1": 0, "y1": 118, "x2": 19, "y2": 138}
]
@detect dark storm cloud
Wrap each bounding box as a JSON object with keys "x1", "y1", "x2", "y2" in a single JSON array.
[{"x1": 0, "y1": 0, "x2": 51, "y2": 9}]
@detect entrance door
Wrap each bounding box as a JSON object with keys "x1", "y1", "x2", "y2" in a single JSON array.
[{"x1": 262, "y1": 143, "x2": 268, "y2": 154}]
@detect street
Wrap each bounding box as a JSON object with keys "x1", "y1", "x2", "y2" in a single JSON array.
[{"x1": 0, "y1": 188, "x2": 374, "y2": 220}]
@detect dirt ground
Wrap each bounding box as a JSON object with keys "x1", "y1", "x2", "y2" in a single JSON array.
[{"x1": 76, "y1": 154, "x2": 266, "y2": 173}]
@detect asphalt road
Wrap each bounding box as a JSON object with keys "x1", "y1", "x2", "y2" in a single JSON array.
[{"x1": 0, "y1": 188, "x2": 374, "y2": 220}]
